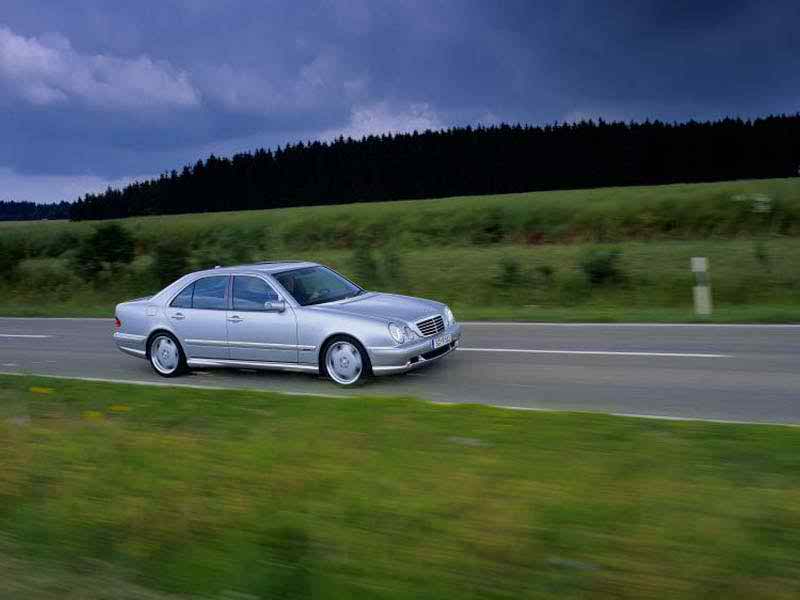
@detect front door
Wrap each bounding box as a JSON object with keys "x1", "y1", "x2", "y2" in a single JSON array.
[
  {"x1": 165, "y1": 275, "x2": 230, "y2": 359},
  {"x1": 227, "y1": 275, "x2": 298, "y2": 364}
]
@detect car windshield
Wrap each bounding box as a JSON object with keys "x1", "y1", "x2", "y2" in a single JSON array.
[{"x1": 274, "y1": 266, "x2": 363, "y2": 306}]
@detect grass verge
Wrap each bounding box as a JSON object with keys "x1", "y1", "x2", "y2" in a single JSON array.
[
  {"x1": 3, "y1": 238, "x2": 800, "y2": 322},
  {"x1": 1, "y1": 375, "x2": 799, "y2": 598}
]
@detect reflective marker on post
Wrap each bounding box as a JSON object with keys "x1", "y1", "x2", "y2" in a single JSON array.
[{"x1": 691, "y1": 257, "x2": 712, "y2": 316}]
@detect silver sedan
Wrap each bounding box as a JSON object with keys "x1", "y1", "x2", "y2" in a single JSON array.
[{"x1": 113, "y1": 261, "x2": 462, "y2": 386}]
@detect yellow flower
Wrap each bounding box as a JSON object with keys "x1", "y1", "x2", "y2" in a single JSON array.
[
  {"x1": 29, "y1": 387, "x2": 54, "y2": 395},
  {"x1": 109, "y1": 404, "x2": 130, "y2": 413},
  {"x1": 82, "y1": 410, "x2": 104, "y2": 422}
]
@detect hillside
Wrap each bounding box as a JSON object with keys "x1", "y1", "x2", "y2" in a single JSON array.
[{"x1": 1, "y1": 177, "x2": 799, "y2": 321}]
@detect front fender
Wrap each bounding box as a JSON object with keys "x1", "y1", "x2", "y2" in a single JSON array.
[{"x1": 296, "y1": 308, "x2": 396, "y2": 365}]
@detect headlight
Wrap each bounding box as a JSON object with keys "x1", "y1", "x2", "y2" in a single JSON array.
[
  {"x1": 388, "y1": 322, "x2": 406, "y2": 344},
  {"x1": 444, "y1": 306, "x2": 455, "y2": 325}
]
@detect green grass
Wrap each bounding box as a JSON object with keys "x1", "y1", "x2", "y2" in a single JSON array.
[
  {"x1": 1, "y1": 374, "x2": 799, "y2": 598},
  {"x1": 3, "y1": 178, "x2": 800, "y2": 247},
  {"x1": 1, "y1": 178, "x2": 799, "y2": 321},
  {"x1": 2, "y1": 239, "x2": 800, "y2": 321}
]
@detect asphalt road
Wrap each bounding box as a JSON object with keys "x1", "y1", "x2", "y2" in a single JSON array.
[{"x1": 1, "y1": 317, "x2": 798, "y2": 424}]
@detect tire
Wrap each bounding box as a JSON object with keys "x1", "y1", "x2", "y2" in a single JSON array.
[
  {"x1": 148, "y1": 332, "x2": 188, "y2": 378},
  {"x1": 321, "y1": 335, "x2": 371, "y2": 386}
]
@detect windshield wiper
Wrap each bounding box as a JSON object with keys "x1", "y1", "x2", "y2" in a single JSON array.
[
  {"x1": 305, "y1": 293, "x2": 349, "y2": 306},
  {"x1": 305, "y1": 289, "x2": 365, "y2": 306}
]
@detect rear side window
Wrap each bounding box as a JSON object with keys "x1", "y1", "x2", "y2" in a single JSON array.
[
  {"x1": 170, "y1": 283, "x2": 194, "y2": 308},
  {"x1": 233, "y1": 276, "x2": 279, "y2": 311},
  {"x1": 192, "y1": 276, "x2": 229, "y2": 309}
]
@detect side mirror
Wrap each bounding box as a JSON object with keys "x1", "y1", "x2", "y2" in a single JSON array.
[{"x1": 264, "y1": 300, "x2": 286, "y2": 313}]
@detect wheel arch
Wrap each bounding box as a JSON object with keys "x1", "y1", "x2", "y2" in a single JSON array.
[
  {"x1": 145, "y1": 327, "x2": 183, "y2": 359},
  {"x1": 318, "y1": 332, "x2": 373, "y2": 376}
]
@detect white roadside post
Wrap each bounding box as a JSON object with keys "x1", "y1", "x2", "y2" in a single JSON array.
[{"x1": 691, "y1": 257, "x2": 712, "y2": 316}]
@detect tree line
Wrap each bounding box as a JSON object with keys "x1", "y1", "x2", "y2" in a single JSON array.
[
  {"x1": 3, "y1": 114, "x2": 799, "y2": 221},
  {"x1": 0, "y1": 200, "x2": 71, "y2": 221}
]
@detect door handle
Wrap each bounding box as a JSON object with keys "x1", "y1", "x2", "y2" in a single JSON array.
[
  {"x1": 171, "y1": 312, "x2": 185, "y2": 320},
  {"x1": 227, "y1": 315, "x2": 243, "y2": 323}
]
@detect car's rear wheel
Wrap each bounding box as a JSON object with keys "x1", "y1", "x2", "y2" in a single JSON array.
[
  {"x1": 322, "y1": 336, "x2": 370, "y2": 386},
  {"x1": 148, "y1": 332, "x2": 187, "y2": 377}
]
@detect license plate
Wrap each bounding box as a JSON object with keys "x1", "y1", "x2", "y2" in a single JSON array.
[{"x1": 432, "y1": 333, "x2": 452, "y2": 349}]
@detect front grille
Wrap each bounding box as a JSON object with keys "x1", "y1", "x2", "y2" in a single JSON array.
[{"x1": 416, "y1": 315, "x2": 445, "y2": 337}]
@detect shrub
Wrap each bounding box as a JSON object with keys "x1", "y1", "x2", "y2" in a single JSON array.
[
  {"x1": 493, "y1": 256, "x2": 524, "y2": 289},
  {"x1": 492, "y1": 256, "x2": 529, "y2": 305},
  {"x1": 281, "y1": 220, "x2": 323, "y2": 251},
  {"x1": 72, "y1": 224, "x2": 135, "y2": 279},
  {"x1": 192, "y1": 247, "x2": 225, "y2": 271},
  {"x1": 42, "y1": 231, "x2": 80, "y2": 258},
  {"x1": 72, "y1": 242, "x2": 103, "y2": 281},
  {"x1": 0, "y1": 238, "x2": 25, "y2": 281},
  {"x1": 89, "y1": 223, "x2": 136, "y2": 266},
  {"x1": 534, "y1": 264, "x2": 555, "y2": 284},
  {"x1": 380, "y1": 244, "x2": 406, "y2": 288},
  {"x1": 350, "y1": 242, "x2": 379, "y2": 288},
  {"x1": 16, "y1": 259, "x2": 80, "y2": 299},
  {"x1": 578, "y1": 248, "x2": 624, "y2": 285},
  {"x1": 188, "y1": 225, "x2": 263, "y2": 269},
  {"x1": 753, "y1": 240, "x2": 770, "y2": 270},
  {"x1": 558, "y1": 270, "x2": 591, "y2": 305},
  {"x1": 151, "y1": 241, "x2": 190, "y2": 287},
  {"x1": 470, "y1": 207, "x2": 508, "y2": 244},
  {"x1": 218, "y1": 227, "x2": 256, "y2": 264}
]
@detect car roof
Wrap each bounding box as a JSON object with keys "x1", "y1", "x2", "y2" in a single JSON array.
[{"x1": 194, "y1": 261, "x2": 320, "y2": 276}]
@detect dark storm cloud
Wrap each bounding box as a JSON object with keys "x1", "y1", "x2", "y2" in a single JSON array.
[{"x1": 0, "y1": 0, "x2": 797, "y2": 202}]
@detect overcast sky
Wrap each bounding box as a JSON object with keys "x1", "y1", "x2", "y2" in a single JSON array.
[{"x1": 1, "y1": 0, "x2": 797, "y2": 203}]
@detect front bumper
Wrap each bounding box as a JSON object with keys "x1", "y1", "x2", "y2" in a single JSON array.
[{"x1": 368, "y1": 323, "x2": 462, "y2": 376}]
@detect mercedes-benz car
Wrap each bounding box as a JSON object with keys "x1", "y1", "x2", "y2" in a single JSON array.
[{"x1": 113, "y1": 261, "x2": 462, "y2": 385}]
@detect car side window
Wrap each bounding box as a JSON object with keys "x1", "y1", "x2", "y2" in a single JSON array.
[
  {"x1": 170, "y1": 282, "x2": 194, "y2": 308},
  {"x1": 233, "y1": 276, "x2": 279, "y2": 311},
  {"x1": 191, "y1": 276, "x2": 229, "y2": 310}
]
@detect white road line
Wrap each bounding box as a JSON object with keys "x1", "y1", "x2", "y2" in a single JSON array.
[
  {"x1": 498, "y1": 405, "x2": 798, "y2": 427},
  {"x1": 610, "y1": 412, "x2": 799, "y2": 427},
  {"x1": 0, "y1": 334, "x2": 52, "y2": 339},
  {"x1": 0, "y1": 371, "x2": 348, "y2": 398},
  {"x1": 462, "y1": 321, "x2": 800, "y2": 328},
  {"x1": 458, "y1": 347, "x2": 730, "y2": 358},
  {"x1": 0, "y1": 317, "x2": 110, "y2": 321},
  {"x1": 0, "y1": 371, "x2": 794, "y2": 427}
]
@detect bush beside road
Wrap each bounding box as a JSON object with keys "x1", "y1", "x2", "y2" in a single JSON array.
[{"x1": 0, "y1": 375, "x2": 798, "y2": 598}]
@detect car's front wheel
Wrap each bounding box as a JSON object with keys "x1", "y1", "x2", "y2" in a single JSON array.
[
  {"x1": 148, "y1": 332, "x2": 188, "y2": 377},
  {"x1": 322, "y1": 336, "x2": 370, "y2": 386}
]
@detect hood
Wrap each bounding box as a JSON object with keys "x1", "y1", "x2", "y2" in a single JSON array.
[{"x1": 312, "y1": 292, "x2": 444, "y2": 324}]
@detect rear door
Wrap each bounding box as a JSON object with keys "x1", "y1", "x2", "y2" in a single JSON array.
[
  {"x1": 164, "y1": 275, "x2": 230, "y2": 359},
  {"x1": 227, "y1": 275, "x2": 298, "y2": 364}
]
